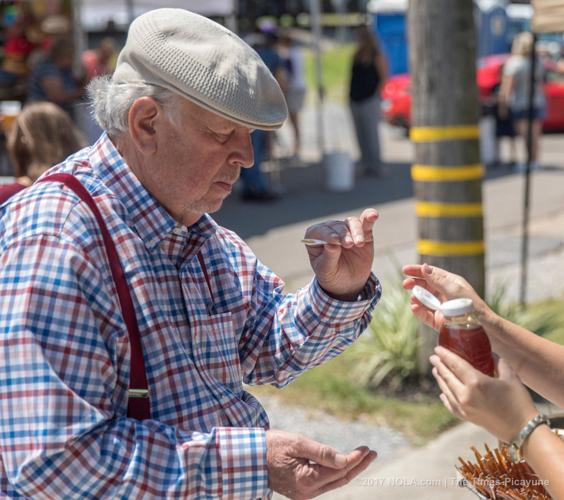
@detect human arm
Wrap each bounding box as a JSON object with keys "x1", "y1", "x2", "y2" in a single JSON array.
[
  {"x1": 375, "y1": 53, "x2": 388, "y2": 95},
  {"x1": 238, "y1": 208, "x2": 381, "y2": 387},
  {"x1": 498, "y1": 59, "x2": 518, "y2": 118},
  {"x1": 521, "y1": 423, "x2": 564, "y2": 498},
  {"x1": 497, "y1": 74, "x2": 514, "y2": 118},
  {"x1": 0, "y1": 234, "x2": 269, "y2": 498},
  {"x1": 274, "y1": 66, "x2": 289, "y2": 94},
  {"x1": 402, "y1": 263, "x2": 564, "y2": 408},
  {"x1": 430, "y1": 347, "x2": 564, "y2": 499},
  {"x1": 40, "y1": 74, "x2": 83, "y2": 104}
]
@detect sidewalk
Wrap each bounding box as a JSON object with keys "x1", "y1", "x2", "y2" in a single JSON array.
[{"x1": 319, "y1": 422, "x2": 497, "y2": 499}]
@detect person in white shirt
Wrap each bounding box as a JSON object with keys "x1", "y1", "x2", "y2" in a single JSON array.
[{"x1": 279, "y1": 33, "x2": 307, "y2": 158}]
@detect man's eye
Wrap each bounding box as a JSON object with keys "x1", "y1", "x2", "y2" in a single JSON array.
[{"x1": 213, "y1": 131, "x2": 232, "y2": 143}]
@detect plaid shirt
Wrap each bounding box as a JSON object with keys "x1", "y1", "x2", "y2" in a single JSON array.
[{"x1": 0, "y1": 133, "x2": 381, "y2": 499}]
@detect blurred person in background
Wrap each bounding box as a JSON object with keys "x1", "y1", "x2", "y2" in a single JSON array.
[
  {"x1": 82, "y1": 37, "x2": 118, "y2": 81},
  {"x1": 403, "y1": 263, "x2": 564, "y2": 498},
  {"x1": 498, "y1": 32, "x2": 546, "y2": 171},
  {"x1": 26, "y1": 36, "x2": 84, "y2": 119},
  {"x1": 488, "y1": 67, "x2": 517, "y2": 167},
  {"x1": 279, "y1": 33, "x2": 307, "y2": 159},
  {"x1": 240, "y1": 26, "x2": 287, "y2": 201},
  {"x1": 0, "y1": 13, "x2": 35, "y2": 88},
  {"x1": 349, "y1": 25, "x2": 388, "y2": 177},
  {"x1": 0, "y1": 101, "x2": 85, "y2": 201}
]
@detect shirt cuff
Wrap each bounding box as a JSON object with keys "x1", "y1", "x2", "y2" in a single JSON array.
[
  {"x1": 309, "y1": 273, "x2": 382, "y2": 327},
  {"x1": 216, "y1": 426, "x2": 269, "y2": 499}
]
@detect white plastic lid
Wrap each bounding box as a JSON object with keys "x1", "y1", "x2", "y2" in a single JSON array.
[
  {"x1": 440, "y1": 298, "x2": 474, "y2": 317},
  {"x1": 411, "y1": 285, "x2": 441, "y2": 311}
]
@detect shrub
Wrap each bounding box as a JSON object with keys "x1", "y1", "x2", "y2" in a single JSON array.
[{"x1": 353, "y1": 281, "x2": 418, "y2": 390}]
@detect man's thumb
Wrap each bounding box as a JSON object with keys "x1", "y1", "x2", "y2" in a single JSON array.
[{"x1": 298, "y1": 439, "x2": 347, "y2": 469}]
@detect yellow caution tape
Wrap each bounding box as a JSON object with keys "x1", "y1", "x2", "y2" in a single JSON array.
[
  {"x1": 411, "y1": 164, "x2": 484, "y2": 182},
  {"x1": 410, "y1": 125, "x2": 480, "y2": 142},
  {"x1": 417, "y1": 239, "x2": 485, "y2": 256},
  {"x1": 415, "y1": 202, "x2": 483, "y2": 217}
]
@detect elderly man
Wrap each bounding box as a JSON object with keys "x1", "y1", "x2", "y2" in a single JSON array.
[{"x1": 0, "y1": 9, "x2": 381, "y2": 499}]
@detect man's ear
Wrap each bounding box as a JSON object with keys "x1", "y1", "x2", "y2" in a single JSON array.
[{"x1": 127, "y1": 97, "x2": 161, "y2": 154}]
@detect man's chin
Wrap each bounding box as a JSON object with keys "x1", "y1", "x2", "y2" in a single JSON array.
[{"x1": 198, "y1": 197, "x2": 226, "y2": 215}]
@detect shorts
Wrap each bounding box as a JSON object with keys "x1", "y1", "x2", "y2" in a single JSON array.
[
  {"x1": 512, "y1": 107, "x2": 546, "y2": 121},
  {"x1": 285, "y1": 87, "x2": 306, "y2": 114}
]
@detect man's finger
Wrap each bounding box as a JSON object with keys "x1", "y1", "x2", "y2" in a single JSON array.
[
  {"x1": 360, "y1": 208, "x2": 379, "y2": 234},
  {"x1": 295, "y1": 437, "x2": 348, "y2": 469},
  {"x1": 314, "y1": 451, "x2": 377, "y2": 496},
  {"x1": 344, "y1": 216, "x2": 365, "y2": 244},
  {"x1": 343, "y1": 450, "x2": 377, "y2": 482},
  {"x1": 307, "y1": 446, "x2": 370, "y2": 488}
]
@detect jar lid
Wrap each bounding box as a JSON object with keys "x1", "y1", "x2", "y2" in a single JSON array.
[
  {"x1": 440, "y1": 298, "x2": 474, "y2": 317},
  {"x1": 411, "y1": 285, "x2": 441, "y2": 311}
]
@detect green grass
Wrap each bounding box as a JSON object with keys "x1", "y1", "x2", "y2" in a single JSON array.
[
  {"x1": 526, "y1": 299, "x2": 564, "y2": 345},
  {"x1": 303, "y1": 44, "x2": 355, "y2": 103},
  {"x1": 248, "y1": 347, "x2": 457, "y2": 446}
]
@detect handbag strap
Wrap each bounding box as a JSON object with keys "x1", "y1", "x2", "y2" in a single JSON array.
[{"x1": 40, "y1": 173, "x2": 150, "y2": 420}]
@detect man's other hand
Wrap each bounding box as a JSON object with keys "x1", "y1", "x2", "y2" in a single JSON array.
[{"x1": 266, "y1": 429, "x2": 377, "y2": 499}]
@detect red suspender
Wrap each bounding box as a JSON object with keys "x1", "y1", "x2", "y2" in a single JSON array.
[{"x1": 40, "y1": 174, "x2": 151, "y2": 420}]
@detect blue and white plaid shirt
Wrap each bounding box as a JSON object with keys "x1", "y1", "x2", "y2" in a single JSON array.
[{"x1": 0, "y1": 133, "x2": 381, "y2": 499}]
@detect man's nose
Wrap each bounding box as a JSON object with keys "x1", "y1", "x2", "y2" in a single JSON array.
[{"x1": 230, "y1": 131, "x2": 254, "y2": 169}]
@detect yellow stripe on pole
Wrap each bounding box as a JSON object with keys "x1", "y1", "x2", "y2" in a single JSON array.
[
  {"x1": 417, "y1": 240, "x2": 485, "y2": 256},
  {"x1": 411, "y1": 164, "x2": 484, "y2": 182},
  {"x1": 415, "y1": 202, "x2": 483, "y2": 217},
  {"x1": 410, "y1": 125, "x2": 480, "y2": 142}
]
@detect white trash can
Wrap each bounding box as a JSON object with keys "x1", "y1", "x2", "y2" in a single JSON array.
[
  {"x1": 324, "y1": 151, "x2": 354, "y2": 191},
  {"x1": 480, "y1": 116, "x2": 496, "y2": 167}
]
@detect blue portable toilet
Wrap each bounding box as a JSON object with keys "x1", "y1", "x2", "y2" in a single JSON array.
[
  {"x1": 476, "y1": 0, "x2": 510, "y2": 57},
  {"x1": 368, "y1": 0, "x2": 512, "y2": 76},
  {"x1": 368, "y1": 0, "x2": 408, "y2": 76}
]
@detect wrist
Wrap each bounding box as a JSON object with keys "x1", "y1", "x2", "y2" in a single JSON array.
[
  {"x1": 507, "y1": 413, "x2": 551, "y2": 463},
  {"x1": 318, "y1": 280, "x2": 366, "y2": 302},
  {"x1": 473, "y1": 299, "x2": 495, "y2": 325},
  {"x1": 320, "y1": 285, "x2": 362, "y2": 302}
]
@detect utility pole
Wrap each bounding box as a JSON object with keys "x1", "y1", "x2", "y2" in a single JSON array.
[{"x1": 408, "y1": 1, "x2": 485, "y2": 374}]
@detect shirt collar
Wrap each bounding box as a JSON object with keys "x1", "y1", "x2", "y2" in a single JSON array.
[{"x1": 90, "y1": 132, "x2": 217, "y2": 255}]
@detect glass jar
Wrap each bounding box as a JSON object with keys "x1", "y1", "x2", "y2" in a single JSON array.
[{"x1": 439, "y1": 298, "x2": 495, "y2": 376}]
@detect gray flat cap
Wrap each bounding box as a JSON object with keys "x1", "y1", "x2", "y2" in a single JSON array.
[{"x1": 113, "y1": 8, "x2": 287, "y2": 130}]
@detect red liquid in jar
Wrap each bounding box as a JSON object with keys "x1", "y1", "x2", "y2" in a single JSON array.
[{"x1": 439, "y1": 324, "x2": 495, "y2": 376}]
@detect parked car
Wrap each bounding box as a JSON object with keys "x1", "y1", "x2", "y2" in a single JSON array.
[{"x1": 381, "y1": 53, "x2": 564, "y2": 132}]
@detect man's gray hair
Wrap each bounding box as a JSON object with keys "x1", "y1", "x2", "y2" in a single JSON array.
[{"x1": 87, "y1": 76, "x2": 176, "y2": 136}]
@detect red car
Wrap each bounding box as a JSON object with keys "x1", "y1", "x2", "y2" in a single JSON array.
[{"x1": 381, "y1": 54, "x2": 564, "y2": 132}]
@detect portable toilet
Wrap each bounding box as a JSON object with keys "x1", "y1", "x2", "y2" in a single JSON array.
[
  {"x1": 475, "y1": 0, "x2": 510, "y2": 57},
  {"x1": 367, "y1": 0, "x2": 408, "y2": 76}
]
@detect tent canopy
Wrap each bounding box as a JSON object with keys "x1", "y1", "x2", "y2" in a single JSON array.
[
  {"x1": 80, "y1": 0, "x2": 235, "y2": 30},
  {"x1": 532, "y1": 0, "x2": 564, "y2": 33}
]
